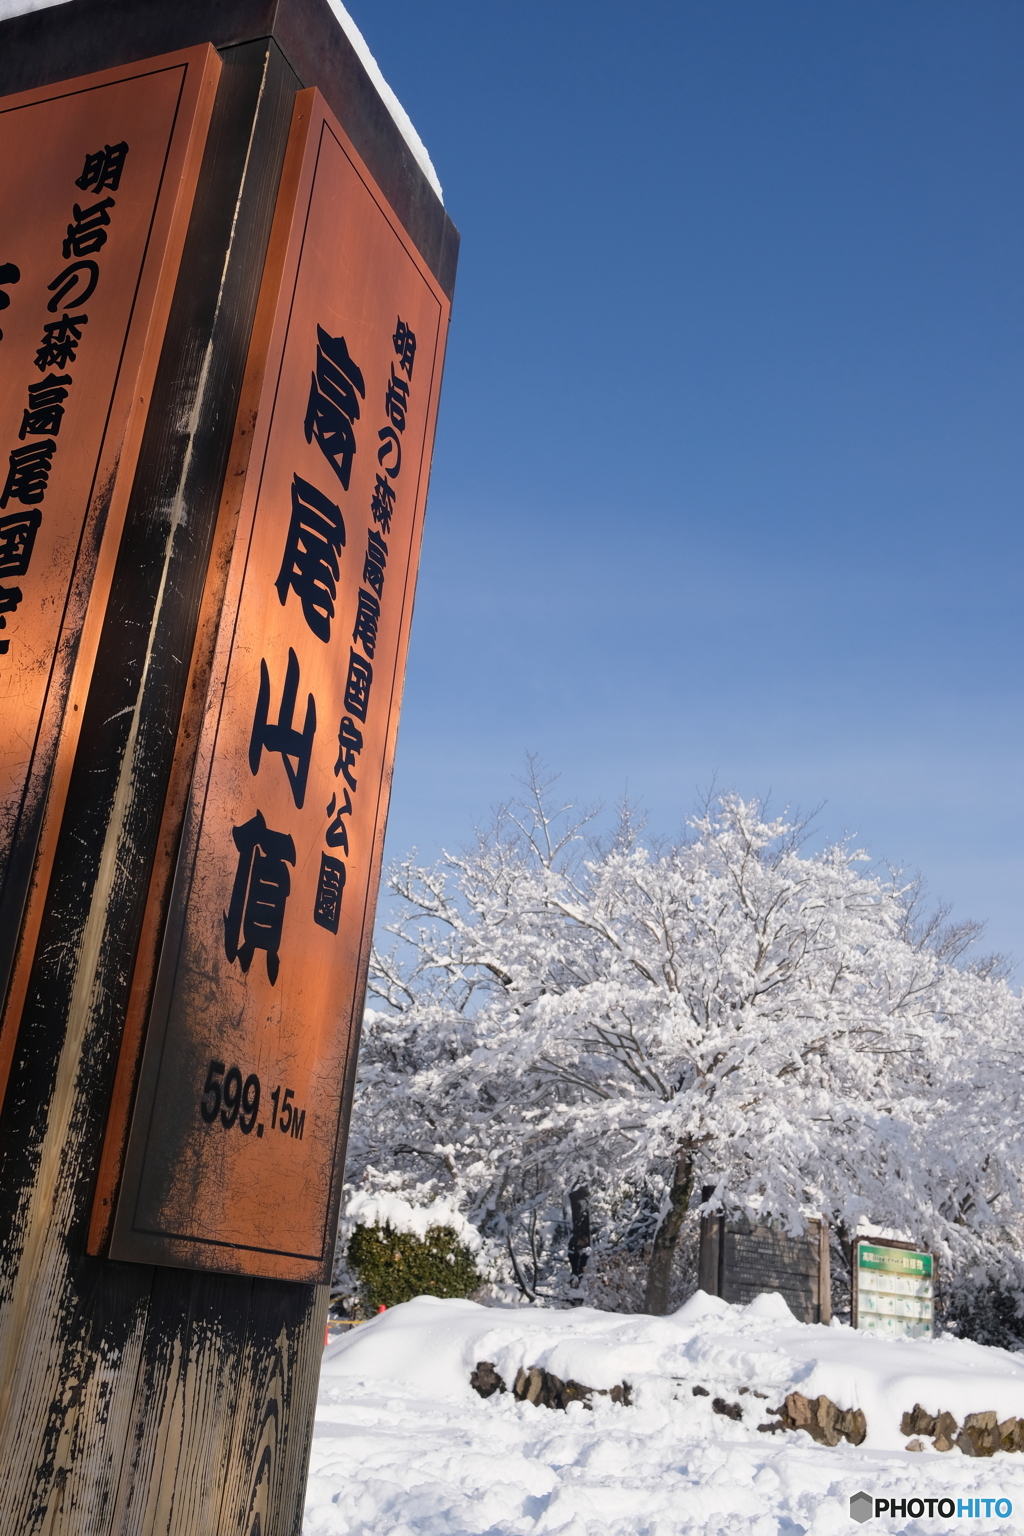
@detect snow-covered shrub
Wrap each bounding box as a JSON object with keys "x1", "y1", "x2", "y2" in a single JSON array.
[
  {"x1": 337, "y1": 1177, "x2": 489, "y2": 1313},
  {"x1": 347, "y1": 1222, "x2": 482, "y2": 1313}
]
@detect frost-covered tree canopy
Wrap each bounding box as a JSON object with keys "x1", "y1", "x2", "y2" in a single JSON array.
[{"x1": 345, "y1": 769, "x2": 1024, "y2": 1314}]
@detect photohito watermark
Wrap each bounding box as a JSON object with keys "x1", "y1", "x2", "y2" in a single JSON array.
[{"x1": 850, "y1": 1492, "x2": 1013, "y2": 1523}]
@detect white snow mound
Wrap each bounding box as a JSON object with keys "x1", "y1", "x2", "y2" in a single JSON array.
[
  {"x1": 308, "y1": 1294, "x2": 1024, "y2": 1534},
  {"x1": 323, "y1": 1292, "x2": 1024, "y2": 1448}
]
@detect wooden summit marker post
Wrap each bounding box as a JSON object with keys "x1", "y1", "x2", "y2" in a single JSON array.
[{"x1": 0, "y1": 3, "x2": 457, "y2": 1532}]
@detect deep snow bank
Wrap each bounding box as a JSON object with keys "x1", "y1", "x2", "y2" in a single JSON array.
[
  {"x1": 306, "y1": 1294, "x2": 1024, "y2": 1534},
  {"x1": 321, "y1": 1290, "x2": 1024, "y2": 1452}
]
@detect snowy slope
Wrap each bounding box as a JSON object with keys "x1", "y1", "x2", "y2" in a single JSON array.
[{"x1": 305, "y1": 1294, "x2": 1024, "y2": 1535}]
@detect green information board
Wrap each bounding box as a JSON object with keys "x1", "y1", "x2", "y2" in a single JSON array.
[{"x1": 854, "y1": 1240, "x2": 933, "y2": 1339}]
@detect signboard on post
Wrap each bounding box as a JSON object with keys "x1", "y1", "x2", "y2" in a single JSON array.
[
  {"x1": 0, "y1": 3, "x2": 458, "y2": 1527},
  {"x1": 699, "y1": 1200, "x2": 831, "y2": 1324},
  {"x1": 853, "y1": 1239, "x2": 934, "y2": 1339},
  {"x1": 0, "y1": 45, "x2": 220, "y2": 1074},
  {"x1": 102, "y1": 87, "x2": 450, "y2": 1282}
]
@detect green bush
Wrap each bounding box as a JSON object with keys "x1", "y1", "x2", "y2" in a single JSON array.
[{"x1": 347, "y1": 1221, "x2": 482, "y2": 1312}]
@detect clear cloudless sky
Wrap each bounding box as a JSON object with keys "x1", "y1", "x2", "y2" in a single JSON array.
[{"x1": 350, "y1": 0, "x2": 1024, "y2": 964}]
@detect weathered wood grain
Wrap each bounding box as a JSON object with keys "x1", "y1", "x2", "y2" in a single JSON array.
[{"x1": 0, "y1": 32, "x2": 325, "y2": 1536}]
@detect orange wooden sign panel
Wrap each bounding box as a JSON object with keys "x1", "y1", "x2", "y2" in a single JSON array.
[
  {"x1": 0, "y1": 47, "x2": 220, "y2": 1089},
  {"x1": 107, "y1": 89, "x2": 451, "y2": 1281}
]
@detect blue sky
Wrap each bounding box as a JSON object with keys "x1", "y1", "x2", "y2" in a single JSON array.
[{"x1": 349, "y1": 0, "x2": 1024, "y2": 966}]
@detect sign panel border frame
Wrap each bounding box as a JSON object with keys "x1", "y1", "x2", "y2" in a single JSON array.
[{"x1": 99, "y1": 84, "x2": 451, "y2": 1282}]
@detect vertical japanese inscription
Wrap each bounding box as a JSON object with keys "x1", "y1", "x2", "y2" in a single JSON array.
[
  {"x1": 109, "y1": 91, "x2": 451, "y2": 1281},
  {"x1": 0, "y1": 140, "x2": 130, "y2": 654}
]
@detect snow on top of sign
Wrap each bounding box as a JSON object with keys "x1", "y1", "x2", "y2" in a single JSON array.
[
  {"x1": 325, "y1": 0, "x2": 442, "y2": 202},
  {"x1": 855, "y1": 1219, "x2": 916, "y2": 1243},
  {"x1": 0, "y1": 0, "x2": 444, "y2": 204}
]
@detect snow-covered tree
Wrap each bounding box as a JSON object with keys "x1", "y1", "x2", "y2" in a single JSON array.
[{"x1": 346, "y1": 768, "x2": 1024, "y2": 1314}]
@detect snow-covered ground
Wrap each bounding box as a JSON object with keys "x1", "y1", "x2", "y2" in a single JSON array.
[{"x1": 304, "y1": 1293, "x2": 1024, "y2": 1535}]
